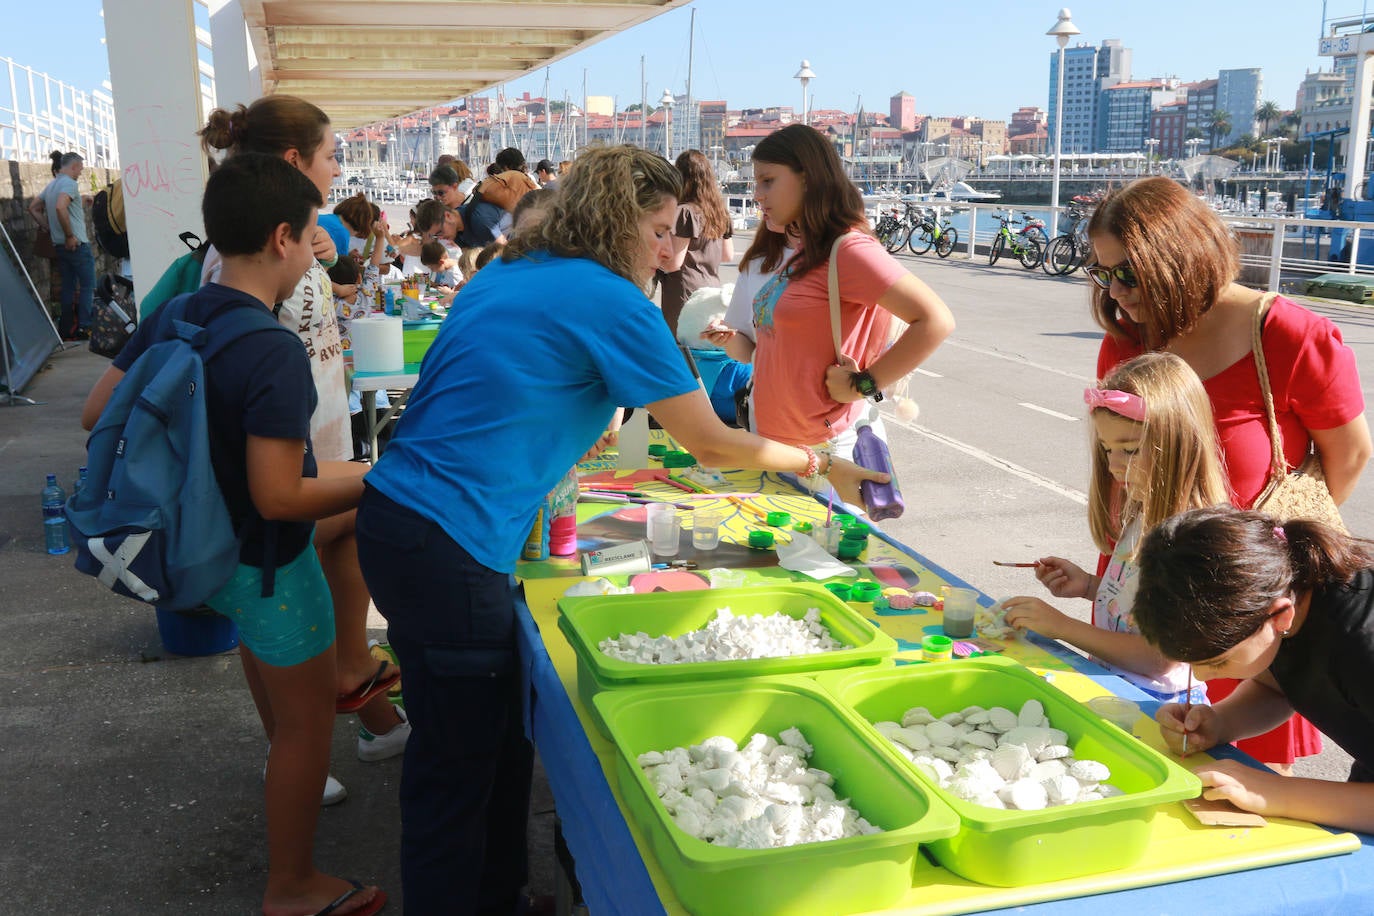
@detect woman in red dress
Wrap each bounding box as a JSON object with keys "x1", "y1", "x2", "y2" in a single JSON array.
[{"x1": 1087, "y1": 176, "x2": 1372, "y2": 772}]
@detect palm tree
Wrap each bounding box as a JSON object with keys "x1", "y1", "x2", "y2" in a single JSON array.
[
  {"x1": 1208, "y1": 110, "x2": 1233, "y2": 150},
  {"x1": 1255, "y1": 100, "x2": 1282, "y2": 137},
  {"x1": 1281, "y1": 111, "x2": 1302, "y2": 141}
]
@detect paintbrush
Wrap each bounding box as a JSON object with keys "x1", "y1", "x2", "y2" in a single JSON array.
[
  {"x1": 992, "y1": 561, "x2": 1039, "y2": 568},
  {"x1": 726, "y1": 495, "x2": 771, "y2": 521}
]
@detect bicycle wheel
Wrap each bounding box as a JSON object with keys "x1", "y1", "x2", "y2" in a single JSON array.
[
  {"x1": 908, "y1": 225, "x2": 934, "y2": 255},
  {"x1": 876, "y1": 218, "x2": 900, "y2": 251},
  {"x1": 935, "y1": 227, "x2": 957, "y2": 258},
  {"x1": 989, "y1": 233, "x2": 1005, "y2": 266},
  {"x1": 888, "y1": 223, "x2": 911, "y2": 252},
  {"x1": 1042, "y1": 235, "x2": 1077, "y2": 275},
  {"x1": 1017, "y1": 238, "x2": 1043, "y2": 270}
]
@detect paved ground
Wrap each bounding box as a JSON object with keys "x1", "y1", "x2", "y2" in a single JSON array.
[
  {"x1": 3, "y1": 252, "x2": 1367, "y2": 912},
  {"x1": 0, "y1": 344, "x2": 559, "y2": 913}
]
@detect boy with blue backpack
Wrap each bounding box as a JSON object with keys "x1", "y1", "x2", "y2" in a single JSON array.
[{"x1": 75, "y1": 154, "x2": 385, "y2": 916}]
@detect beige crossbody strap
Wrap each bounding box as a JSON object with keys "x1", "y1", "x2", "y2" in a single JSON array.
[
  {"x1": 1250, "y1": 291, "x2": 1289, "y2": 478},
  {"x1": 827, "y1": 231, "x2": 856, "y2": 362}
]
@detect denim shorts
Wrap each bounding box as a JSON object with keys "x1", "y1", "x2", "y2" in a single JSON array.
[{"x1": 206, "y1": 541, "x2": 334, "y2": 667}]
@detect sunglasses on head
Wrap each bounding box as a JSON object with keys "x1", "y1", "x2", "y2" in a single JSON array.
[{"x1": 1084, "y1": 261, "x2": 1138, "y2": 290}]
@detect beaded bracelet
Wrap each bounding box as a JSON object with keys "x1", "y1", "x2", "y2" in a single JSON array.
[{"x1": 799, "y1": 444, "x2": 820, "y2": 479}]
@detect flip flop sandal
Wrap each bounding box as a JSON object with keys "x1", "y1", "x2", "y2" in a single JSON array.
[
  {"x1": 369, "y1": 643, "x2": 404, "y2": 697},
  {"x1": 314, "y1": 880, "x2": 387, "y2": 916},
  {"x1": 336, "y1": 660, "x2": 401, "y2": 714}
]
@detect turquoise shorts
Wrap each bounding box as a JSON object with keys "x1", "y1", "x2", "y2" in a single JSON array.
[{"x1": 206, "y1": 542, "x2": 335, "y2": 667}]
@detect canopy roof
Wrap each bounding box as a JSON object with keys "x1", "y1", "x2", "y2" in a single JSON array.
[{"x1": 241, "y1": 0, "x2": 690, "y2": 129}]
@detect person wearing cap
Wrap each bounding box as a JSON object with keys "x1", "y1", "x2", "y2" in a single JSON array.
[{"x1": 535, "y1": 159, "x2": 560, "y2": 190}]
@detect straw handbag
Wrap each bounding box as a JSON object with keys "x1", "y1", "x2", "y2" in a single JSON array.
[{"x1": 1249, "y1": 293, "x2": 1347, "y2": 531}]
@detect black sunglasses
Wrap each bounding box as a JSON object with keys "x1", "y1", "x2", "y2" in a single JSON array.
[{"x1": 1084, "y1": 261, "x2": 1138, "y2": 290}]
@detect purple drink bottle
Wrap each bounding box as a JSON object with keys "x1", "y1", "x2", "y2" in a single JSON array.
[{"x1": 852, "y1": 421, "x2": 904, "y2": 521}]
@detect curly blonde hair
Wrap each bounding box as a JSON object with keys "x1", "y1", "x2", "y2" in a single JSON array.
[{"x1": 503, "y1": 145, "x2": 681, "y2": 285}]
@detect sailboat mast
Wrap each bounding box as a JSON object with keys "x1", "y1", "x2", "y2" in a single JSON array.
[
  {"x1": 640, "y1": 56, "x2": 647, "y2": 149},
  {"x1": 542, "y1": 67, "x2": 552, "y2": 159},
  {"x1": 684, "y1": 7, "x2": 695, "y2": 155}
]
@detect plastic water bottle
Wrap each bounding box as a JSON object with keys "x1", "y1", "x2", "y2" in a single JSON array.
[
  {"x1": 72, "y1": 466, "x2": 88, "y2": 498},
  {"x1": 851, "y1": 421, "x2": 905, "y2": 521},
  {"x1": 42, "y1": 474, "x2": 70, "y2": 555}
]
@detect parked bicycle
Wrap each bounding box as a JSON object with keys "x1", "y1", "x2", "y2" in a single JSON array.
[
  {"x1": 988, "y1": 212, "x2": 1043, "y2": 269},
  {"x1": 880, "y1": 202, "x2": 929, "y2": 253},
  {"x1": 874, "y1": 206, "x2": 908, "y2": 252},
  {"x1": 908, "y1": 206, "x2": 959, "y2": 258},
  {"x1": 1019, "y1": 212, "x2": 1049, "y2": 251},
  {"x1": 1040, "y1": 201, "x2": 1095, "y2": 276}
]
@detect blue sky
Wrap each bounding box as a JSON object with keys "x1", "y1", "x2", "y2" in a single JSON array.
[{"x1": 7, "y1": 2, "x2": 1335, "y2": 122}]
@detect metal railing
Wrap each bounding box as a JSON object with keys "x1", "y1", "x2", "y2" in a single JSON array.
[
  {"x1": 946, "y1": 203, "x2": 1374, "y2": 292},
  {"x1": 0, "y1": 57, "x2": 119, "y2": 169}
]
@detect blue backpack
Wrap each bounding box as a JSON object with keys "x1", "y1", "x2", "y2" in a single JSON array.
[{"x1": 66, "y1": 296, "x2": 293, "y2": 610}]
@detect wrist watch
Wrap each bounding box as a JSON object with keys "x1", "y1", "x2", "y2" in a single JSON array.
[{"x1": 851, "y1": 370, "x2": 884, "y2": 402}]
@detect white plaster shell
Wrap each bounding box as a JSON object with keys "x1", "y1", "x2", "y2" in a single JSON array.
[
  {"x1": 1068, "y1": 759, "x2": 1111, "y2": 784},
  {"x1": 987, "y1": 706, "x2": 1019, "y2": 733}
]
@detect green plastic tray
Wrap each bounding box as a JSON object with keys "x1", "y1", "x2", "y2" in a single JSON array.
[
  {"x1": 558, "y1": 583, "x2": 897, "y2": 738},
  {"x1": 815, "y1": 657, "x2": 1201, "y2": 887},
  {"x1": 593, "y1": 676, "x2": 960, "y2": 916}
]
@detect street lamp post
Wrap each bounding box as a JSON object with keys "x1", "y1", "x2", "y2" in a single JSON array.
[
  {"x1": 1144, "y1": 137, "x2": 1159, "y2": 174},
  {"x1": 794, "y1": 59, "x2": 816, "y2": 126},
  {"x1": 660, "y1": 88, "x2": 674, "y2": 160},
  {"x1": 1046, "y1": 8, "x2": 1080, "y2": 239}
]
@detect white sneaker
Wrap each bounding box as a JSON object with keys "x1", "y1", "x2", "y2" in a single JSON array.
[
  {"x1": 358, "y1": 706, "x2": 410, "y2": 762},
  {"x1": 262, "y1": 752, "x2": 348, "y2": 806}
]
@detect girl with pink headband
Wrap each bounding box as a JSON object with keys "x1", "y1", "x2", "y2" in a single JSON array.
[{"x1": 1002, "y1": 352, "x2": 1229, "y2": 703}]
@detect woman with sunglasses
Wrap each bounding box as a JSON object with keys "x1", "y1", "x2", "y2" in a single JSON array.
[
  {"x1": 1088, "y1": 175, "x2": 1372, "y2": 774},
  {"x1": 1132, "y1": 506, "x2": 1374, "y2": 833}
]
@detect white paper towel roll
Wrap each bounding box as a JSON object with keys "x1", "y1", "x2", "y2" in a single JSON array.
[{"x1": 351, "y1": 316, "x2": 404, "y2": 373}]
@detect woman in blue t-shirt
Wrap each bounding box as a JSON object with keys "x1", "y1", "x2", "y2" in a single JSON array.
[{"x1": 355, "y1": 144, "x2": 889, "y2": 913}]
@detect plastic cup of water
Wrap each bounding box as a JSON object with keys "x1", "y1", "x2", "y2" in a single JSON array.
[
  {"x1": 651, "y1": 515, "x2": 682, "y2": 556},
  {"x1": 692, "y1": 510, "x2": 725, "y2": 550},
  {"x1": 708, "y1": 568, "x2": 747, "y2": 589},
  {"x1": 814, "y1": 522, "x2": 845, "y2": 556},
  {"x1": 941, "y1": 586, "x2": 979, "y2": 638},
  {"x1": 1087, "y1": 695, "x2": 1141, "y2": 733},
  {"x1": 645, "y1": 503, "x2": 674, "y2": 541}
]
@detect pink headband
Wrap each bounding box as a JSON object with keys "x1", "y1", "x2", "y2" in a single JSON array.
[{"x1": 1084, "y1": 388, "x2": 1146, "y2": 422}]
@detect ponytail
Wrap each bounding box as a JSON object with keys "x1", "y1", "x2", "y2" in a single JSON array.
[
  {"x1": 1282, "y1": 518, "x2": 1374, "y2": 593},
  {"x1": 200, "y1": 95, "x2": 329, "y2": 163}
]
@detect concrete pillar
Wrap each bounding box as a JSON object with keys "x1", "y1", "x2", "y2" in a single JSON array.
[
  {"x1": 208, "y1": 0, "x2": 261, "y2": 110},
  {"x1": 103, "y1": 0, "x2": 208, "y2": 291},
  {"x1": 1347, "y1": 51, "x2": 1374, "y2": 201}
]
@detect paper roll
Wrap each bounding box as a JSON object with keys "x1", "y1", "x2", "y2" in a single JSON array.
[{"x1": 350, "y1": 316, "x2": 404, "y2": 373}]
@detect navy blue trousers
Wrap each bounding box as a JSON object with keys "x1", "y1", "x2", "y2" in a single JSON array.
[{"x1": 356, "y1": 485, "x2": 533, "y2": 915}]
